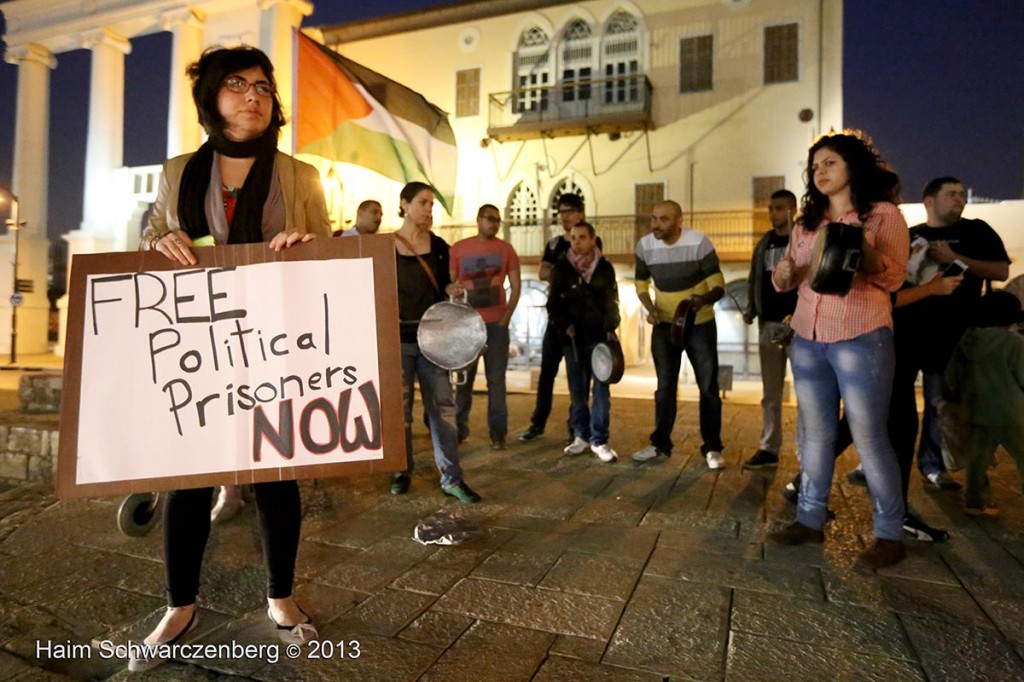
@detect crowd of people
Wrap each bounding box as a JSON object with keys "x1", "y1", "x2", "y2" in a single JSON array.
[{"x1": 129, "y1": 44, "x2": 1023, "y2": 673}]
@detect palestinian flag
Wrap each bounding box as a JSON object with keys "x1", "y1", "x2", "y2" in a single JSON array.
[{"x1": 295, "y1": 32, "x2": 457, "y2": 213}]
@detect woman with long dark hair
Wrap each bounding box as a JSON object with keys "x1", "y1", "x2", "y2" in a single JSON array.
[
  {"x1": 769, "y1": 130, "x2": 910, "y2": 569},
  {"x1": 133, "y1": 46, "x2": 329, "y2": 671}
]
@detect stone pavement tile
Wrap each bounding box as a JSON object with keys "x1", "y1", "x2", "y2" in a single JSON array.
[
  {"x1": 563, "y1": 524, "x2": 660, "y2": 561},
  {"x1": 940, "y1": 536, "x2": 1024, "y2": 598},
  {"x1": 657, "y1": 528, "x2": 760, "y2": 559},
  {"x1": 397, "y1": 610, "x2": 473, "y2": 648},
  {"x1": 976, "y1": 594, "x2": 1024, "y2": 650},
  {"x1": 0, "y1": 499, "x2": 114, "y2": 558},
  {"x1": 12, "y1": 546, "x2": 156, "y2": 607},
  {"x1": 390, "y1": 546, "x2": 495, "y2": 596},
  {"x1": 725, "y1": 631, "x2": 925, "y2": 682},
  {"x1": 251, "y1": 630, "x2": 440, "y2": 682},
  {"x1": 641, "y1": 463, "x2": 714, "y2": 517},
  {"x1": 305, "y1": 507, "x2": 437, "y2": 550},
  {"x1": 103, "y1": 661, "x2": 227, "y2": 680},
  {"x1": 0, "y1": 649, "x2": 43, "y2": 681},
  {"x1": 570, "y1": 471, "x2": 677, "y2": 527},
  {"x1": 292, "y1": 582, "x2": 367, "y2": 626},
  {"x1": 821, "y1": 569, "x2": 994, "y2": 627},
  {"x1": 112, "y1": 556, "x2": 165, "y2": 599},
  {"x1": 182, "y1": 562, "x2": 268, "y2": 617},
  {"x1": 433, "y1": 577, "x2": 624, "y2": 639},
  {"x1": 533, "y1": 655, "x2": 666, "y2": 681},
  {"x1": 640, "y1": 508, "x2": 740, "y2": 536},
  {"x1": 294, "y1": 540, "x2": 366, "y2": 581},
  {"x1": 603, "y1": 575, "x2": 729, "y2": 680},
  {"x1": 645, "y1": 546, "x2": 825, "y2": 601},
  {"x1": 704, "y1": 469, "x2": 770, "y2": 523},
  {"x1": 537, "y1": 551, "x2": 645, "y2": 601},
  {"x1": 329, "y1": 587, "x2": 436, "y2": 637},
  {"x1": 419, "y1": 620, "x2": 554, "y2": 681},
  {"x1": 549, "y1": 634, "x2": 606, "y2": 662},
  {"x1": 5, "y1": 614, "x2": 124, "y2": 680},
  {"x1": 870, "y1": 542, "x2": 959, "y2": 586},
  {"x1": 730, "y1": 589, "x2": 916, "y2": 660},
  {"x1": 901, "y1": 613, "x2": 1024, "y2": 681},
  {"x1": 185, "y1": 608, "x2": 285, "y2": 677},
  {"x1": 469, "y1": 530, "x2": 567, "y2": 586},
  {"x1": 76, "y1": 519, "x2": 164, "y2": 563},
  {"x1": 51, "y1": 586, "x2": 165, "y2": 635},
  {"x1": 493, "y1": 469, "x2": 616, "y2": 521},
  {"x1": 318, "y1": 537, "x2": 436, "y2": 593}
]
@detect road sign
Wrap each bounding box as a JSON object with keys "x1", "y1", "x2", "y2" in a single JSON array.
[{"x1": 10, "y1": 293, "x2": 23, "y2": 307}]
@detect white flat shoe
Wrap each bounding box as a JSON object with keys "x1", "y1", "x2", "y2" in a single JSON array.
[
  {"x1": 268, "y1": 606, "x2": 317, "y2": 645},
  {"x1": 127, "y1": 609, "x2": 197, "y2": 673}
]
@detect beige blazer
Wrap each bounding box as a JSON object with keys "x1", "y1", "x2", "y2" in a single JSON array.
[{"x1": 141, "y1": 151, "x2": 332, "y2": 246}]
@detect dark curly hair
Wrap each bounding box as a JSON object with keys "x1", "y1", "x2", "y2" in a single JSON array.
[
  {"x1": 187, "y1": 46, "x2": 286, "y2": 138},
  {"x1": 799, "y1": 130, "x2": 901, "y2": 231}
]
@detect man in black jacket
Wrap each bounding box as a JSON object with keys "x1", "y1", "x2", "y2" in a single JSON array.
[{"x1": 547, "y1": 222, "x2": 621, "y2": 463}]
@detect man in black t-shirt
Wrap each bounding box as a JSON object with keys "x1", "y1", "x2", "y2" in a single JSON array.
[
  {"x1": 892, "y1": 176, "x2": 1010, "y2": 491},
  {"x1": 742, "y1": 189, "x2": 799, "y2": 469}
]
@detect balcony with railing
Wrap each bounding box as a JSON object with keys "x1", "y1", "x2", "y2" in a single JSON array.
[
  {"x1": 427, "y1": 211, "x2": 770, "y2": 263},
  {"x1": 487, "y1": 75, "x2": 653, "y2": 141}
]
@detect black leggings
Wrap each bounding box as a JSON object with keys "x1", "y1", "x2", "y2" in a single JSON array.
[{"x1": 163, "y1": 481, "x2": 301, "y2": 607}]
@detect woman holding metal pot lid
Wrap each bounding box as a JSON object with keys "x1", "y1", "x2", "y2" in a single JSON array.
[
  {"x1": 768, "y1": 130, "x2": 909, "y2": 570},
  {"x1": 390, "y1": 181, "x2": 481, "y2": 504}
]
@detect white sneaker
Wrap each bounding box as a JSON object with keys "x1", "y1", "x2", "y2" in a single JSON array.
[
  {"x1": 705, "y1": 451, "x2": 725, "y2": 470},
  {"x1": 632, "y1": 445, "x2": 666, "y2": 463},
  {"x1": 591, "y1": 443, "x2": 618, "y2": 462},
  {"x1": 564, "y1": 436, "x2": 589, "y2": 455}
]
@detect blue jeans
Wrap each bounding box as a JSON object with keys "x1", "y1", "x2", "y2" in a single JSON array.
[
  {"x1": 564, "y1": 342, "x2": 610, "y2": 445},
  {"x1": 917, "y1": 371, "x2": 947, "y2": 476},
  {"x1": 650, "y1": 321, "x2": 723, "y2": 455},
  {"x1": 401, "y1": 343, "x2": 463, "y2": 488},
  {"x1": 790, "y1": 328, "x2": 905, "y2": 540},
  {"x1": 455, "y1": 323, "x2": 510, "y2": 440}
]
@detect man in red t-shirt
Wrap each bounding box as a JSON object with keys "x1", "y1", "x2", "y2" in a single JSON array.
[{"x1": 449, "y1": 205, "x2": 522, "y2": 449}]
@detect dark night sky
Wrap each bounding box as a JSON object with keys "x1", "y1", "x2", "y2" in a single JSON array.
[{"x1": 0, "y1": 0, "x2": 1021, "y2": 239}]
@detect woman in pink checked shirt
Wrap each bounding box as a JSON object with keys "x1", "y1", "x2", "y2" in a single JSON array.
[{"x1": 768, "y1": 131, "x2": 910, "y2": 570}]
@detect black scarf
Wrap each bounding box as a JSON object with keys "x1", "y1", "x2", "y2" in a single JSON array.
[{"x1": 177, "y1": 129, "x2": 278, "y2": 244}]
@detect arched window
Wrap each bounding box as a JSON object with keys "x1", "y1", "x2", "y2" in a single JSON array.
[
  {"x1": 602, "y1": 10, "x2": 644, "y2": 104},
  {"x1": 514, "y1": 27, "x2": 551, "y2": 113},
  {"x1": 505, "y1": 181, "x2": 539, "y2": 227},
  {"x1": 549, "y1": 178, "x2": 587, "y2": 216},
  {"x1": 560, "y1": 19, "x2": 594, "y2": 104}
]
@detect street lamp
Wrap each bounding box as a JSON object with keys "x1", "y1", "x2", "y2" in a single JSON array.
[{"x1": 0, "y1": 188, "x2": 23, "y2": 363}]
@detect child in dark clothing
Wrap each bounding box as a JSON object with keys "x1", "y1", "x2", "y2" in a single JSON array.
[{"x1": 944, "y1": 291, "x2": 1024, "y2": 515}]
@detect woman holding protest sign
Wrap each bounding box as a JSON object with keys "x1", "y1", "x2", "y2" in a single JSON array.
[
  {"x1": 133, "y1": 46, "x2": 329, "y2": 671},
  {"x1": 390, "y1": 181, "x2": 482, "y2": 504}
]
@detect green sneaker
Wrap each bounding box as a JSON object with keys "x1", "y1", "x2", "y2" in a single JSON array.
[{"x1": 443, "y1": 481, "x2": 481, "y2": 504}]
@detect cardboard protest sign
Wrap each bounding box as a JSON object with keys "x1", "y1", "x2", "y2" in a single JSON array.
[{"x1": 57, "y1": 236, "x2": 404, "y2": 499}]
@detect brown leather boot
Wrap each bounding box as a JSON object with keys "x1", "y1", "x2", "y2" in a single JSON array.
[{"x1": 858, "y1": 539, "x2": 906, "y2": 569}]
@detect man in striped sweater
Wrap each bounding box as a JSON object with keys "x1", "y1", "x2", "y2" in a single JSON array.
[{"x1": 632, "y1": 200, "x2": 727, "y2": 469}]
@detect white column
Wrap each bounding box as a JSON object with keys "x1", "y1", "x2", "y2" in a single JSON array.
[
  {"x1": 162, "y1": 9, "x2": 205, "y2": 158},
  {"x1": 259, "y1": 0, "x2": 313, "y2": 153},
  {"x1": 2, "y1": 43, "x2": 57, "y2": 357},
  {"x1": 6, "y1": 43, "x2": 56, "y2": 240},
  {"x1": 79, "y1": 28, "x2": 132, "y2": 240}
]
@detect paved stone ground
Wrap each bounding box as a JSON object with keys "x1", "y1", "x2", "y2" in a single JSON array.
[{"x1": 2, "y1": 392, "x2": 1024, "y2": 680}]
